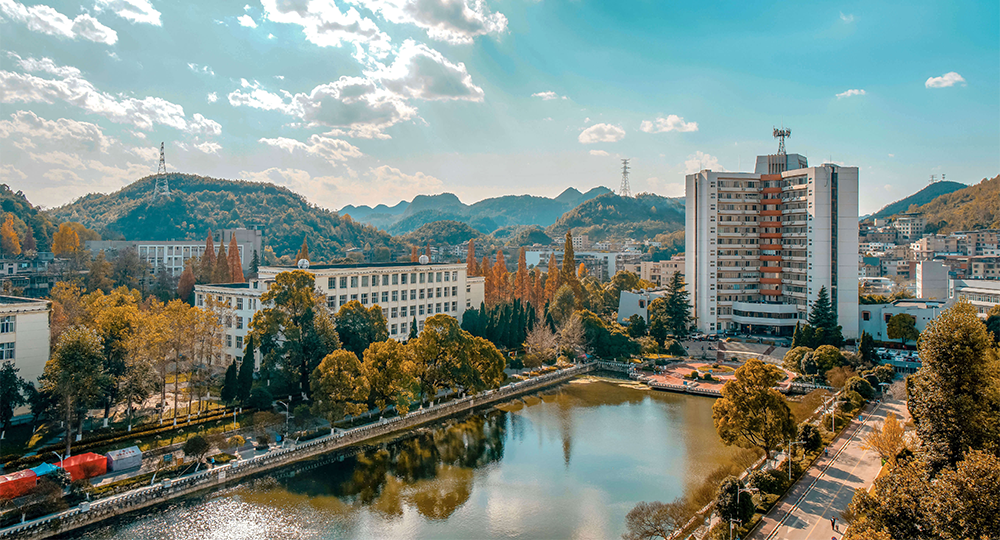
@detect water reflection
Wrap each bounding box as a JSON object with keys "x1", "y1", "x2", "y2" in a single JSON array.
[{"x1": 80, "y1": 377, "x2": 741, "y2": 540}]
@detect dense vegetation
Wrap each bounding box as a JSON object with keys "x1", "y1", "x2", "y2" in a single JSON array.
[
  {"x1": 400, "y1": 220, "x2": 483, "y2": 246},
  {"x1": 871, "y1": 180, "x2": 966, "y2": 219},
  {"x1": 546, "y1": 192, "x2": 684, "y2": 240},
  {"x1": 47, "y1": 174, "x2": 399, "y2": 261},
  {"x1": 1, "y1": 184, "x2": 56, "y2": 252},
  {"x1": 899, "y1": 175, "x2": 1000, "y2": 233}
]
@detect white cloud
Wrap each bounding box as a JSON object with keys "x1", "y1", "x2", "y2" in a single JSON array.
[
  {"x1": 532, "y1": 91, "x2": 566, "y2": 101},
  {"x1": 237, "y1": 14, "x2": 257, "y2": 28},
  {"x1": 888, "y1": 153, "x2": 894, "y2": 158},
  {"x1": 639, "y1": 114, "x2": 698, "y2": 133},
  {"x1": 194, "y1": 141, "x2": 222, "y2": 154},
  {"x1": 578, "y1": 123, "x2": 625, "y2": 144},
  {"x1": 187, "y1": 63, "x2": 215, "y2": 76},
  {"x1": 0, "y1": 109, "x2": 114, "y2": 153},
  {"x1": 244, "y1": 4, "x2": 251, "y2": 12},
  {"x1": 260, "y1": 0, "x2": 392, "y2": 58},
  {"x1": 883, "y1": 184, "x2": 892, "y2": 191},
  {"x1": 925, "y1": 71, "x2": 966, "y2": 88},
  {"x1": 684, "y1": 151, "x2": 724, "y2": 174},
  {"x1": 836, "y1": 88, "x2": 866, "y2": 98},
  {"x1": 368, "y1": 40, "x2": 484, "y2": 102},
  {"x1": 0, "y1": 0, "x2": 118, "y2": 44},
  {"x1": 94, "y1": 0, "x2": 161, "y2": 25},
  {"x1": 0, "y1": 54, "x2": 223, "y2": 133},
  {"x1": 352, "y1": 0, "x2": 508, "y2": 45},
  {"x1": 207, "y1": 92, "x2": 218, "y2": 103},
  {"x1": 239, "y1": 165, "x2": 443, "y2": 208},
  {"x1": 259, "y1": 133, "x2": 363, "y2": 165},
  {"x1": 646, "y1": 177, "x2": 683, "y2": 197},
  {"x1": 588, "y1": 149, "x2": 609, "y2": 156},
  {"x1": 840, "y1": 12, "x2": 854, "y2": 23}
]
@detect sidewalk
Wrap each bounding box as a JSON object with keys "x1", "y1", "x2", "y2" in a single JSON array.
[{"x1": 750, "y1": 398, "x2": 909, "y2": 540}]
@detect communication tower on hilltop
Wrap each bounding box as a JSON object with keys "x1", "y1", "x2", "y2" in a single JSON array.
[
  {"x1": 619, "y1": 158, "x2": 631, "y2": 198},
  {"x1": 153, "y1": 142, "x2": 170, "y2": 198},
  {"x1": 773, "y1": 127, "x2": 791, "y2": 155}
]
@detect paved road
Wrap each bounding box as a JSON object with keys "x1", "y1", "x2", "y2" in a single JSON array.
[{"x1": 750, "y1": 398, "x2": 909, "y2": 540}]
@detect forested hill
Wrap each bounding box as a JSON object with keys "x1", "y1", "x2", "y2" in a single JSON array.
[
  {"x1": 901, "y1": 175, "x2": 1000, "y2": 233},
  {"x1": 46, "y1": 174, "x2": 398, "y2": 261},
  {"x1": 872, "y1": 180, "x2": 967, "y2": 219},
  {"x1": 1, "y1": 184, "x2": 57, "y2": 251},
  {"x1": 546, "y1": 193, "x2": 685, "y2": 240}
]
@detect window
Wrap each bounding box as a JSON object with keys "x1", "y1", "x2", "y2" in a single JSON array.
[
  {"x1": 411, "y1": 273, "x2": 417, "y2": 283},
  {"x1": 382, "y1": 291, "x2": 389, "y2": 303},
  {"x1": 452, "y1": 286, "x2": 457, "y2": 296},
  {"x1": 362, "y1": 276, "x2": 369, "y2": 287},
  {"x1": 419, "y1": 305, "x2": 425, "y2": 315},
  {"x1": 382, "y1": 275, "x2": 390, "y2": 286},
  {"x1": 436, "y1": 272, "x2": 442, "y2": 282},
  {"x1": 196, "y1": 294, "x2": 204, "y2": 307},
  {"x1": 435, "y1": 303, "x2": 442, "y2": 313},
  {"x1": 444, "y1": 272, "x2": 450, "y2": 282},
  {"x1": 419, "y1": 289, "x2": 425, "y2": 299},
  {"x1": 226, "y1": 335, "x2": 232, "y2": 347},
  {"x1": 392, "y1": 273, "x2": 399, "y2": 285},
  {"x1": 401, "y1": 322, "x2": 407, "y2": 334},
  {"x1": 885, "y1": 314, "x2": 892, "y2": 324},
  {"x1": 401, "y1": 274, "x2": 407, "y2": 285},
  {"x1": 236, "y1": 298, "x2": 244, "y2": 310},
  {"x1": 420, "y1": 273, "x2": 426, "y2": 284},
  {"x1": 410, "y1": 289, "x2": 416, "y2": 300},
  {"x1": 443, "y1": 287, "x2": 449, "y2": 298},
  {"x1": 410, "y1": 306, "x2": 416, "y2": 317},
  {"x1": 0, "y1": 316, "x2": 13, "y2": 333},
  {"x1": 328, "y1": 277, "x2": 335, "y2": 289},
  {"x1": 452, "y1": 301, "x2": 457, "y2": 312},
  {"x1": 436, "y1": 287, "x2": 442, "y2": 298},
  {"x1": 351, "y1": 294, "x2": 358, "y2": 301},
  {"x1": 236, "y1": 336, "x2": 243, "y2": 349},
  {"x1": 340, "y1": 277, "x2": 348, "y2": 288},
  {"x1": 391, "y1": 307, "x2": 398, "y2": 318},
  {"x1": 236, "y1": 316, "x2": 244, "y2": 330},
  {"x1": 340, "y1": 295, "x2": 347, "y2": 306},
  {"x1": 443, "y1": 302, "x2": 449, "y2": 313},
  {"x1": 0, "y1": 342, "x2": 13, "y2": 360},
  {"x1": 862, "y1": 311, "x2": 871, "y2": 321},
  {"x1": 351, "y1": 276, "x2": 358, "y2": 287},
  {"x1": 392, "y1": 290, "x2": 399, "y2": 301},
  {"x1": 391, "y1": 324, "x2": 397, "y2": 335},
  {"x1": 361, "y1": 293, "x2": 369, "y2": 305},
  {"x1": 383, "y1": 308, "x2": 389, "y2": 319}
]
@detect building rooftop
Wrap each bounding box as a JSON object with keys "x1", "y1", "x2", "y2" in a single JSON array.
[
  {"x1": 260, "y1": 261, "x2": 461, "y2": 271},
  {"x1": 198, "y1": 282, "x2": 252, "y2": 289},
  {"x1": 0, "y1": 295, "x2": 49, "y2": 306}
]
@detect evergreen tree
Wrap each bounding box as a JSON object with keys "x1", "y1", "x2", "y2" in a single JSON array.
[
  {"x1": 791, "y1": 322, "x2": 802, "y2": 348},
  {"x1": 807, "y1": 286, "x2": 837, "y2": 329},
  {"x1": 859, "y1": 330, "x2": 877, "y2": 365},
  {"x1": 221, "y1": 360, "x2": 238, "y2": 404},
  {"x1": 296, "y1": 236, "x2": 310, "y2": 261},
  {"x1": 663, "y1": 271, "x2": 692, "y2": 337},
  {"x1": 803, "y1": 286, "x2": 843, "y2": 347},
  {"x1": 199, "y1": 231, "x2": 215, "y2": 283},
  {"x1": 237, "y1": 334, "x2": 256, "y2": 404},
  {"x1": 409, "y1": 316, "x2": 419, "y2": 339},
  {"x1": 561, "y1": 230, "x2": 582, "y2": 301},
  {"x1": 249, "y1": 249, "x2": 260, "y2": 275}
]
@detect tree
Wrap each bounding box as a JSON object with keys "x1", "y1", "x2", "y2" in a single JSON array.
[
  {"x1": 524, "y1": 323, "x2": 558, "y2": 367},
  {"x1": 22, "y1": 224, "x2": 36, "y2": 253},
  {"x1": 626, "y1": 314, "x2": 647, "y2": 338},
  {"x1": 715, "y1": 476, "x2": 755, "y2": 525},
  {"x1": 0, "y1": 213, "x2": 21, "y2": 256},
  {"x1": 623, "y1": 499, "x2": 690, "y2": 540},
  {"x1": 712, "y1": 358, "x2": 796, "y2": 459},
  {"x1": 335, "y1": 300, "x2": 389, "y2": 358},
  {"x1": 409, "y1": 315, "x2": 505, "y2": 399},
  {"x1": 40, "y1": 326, "x2": 110, "y2": 455},
  {"x1": 199, "y1": 231, "x2": 216, "y2": 283},
  {"x1": 86, "y1": 250, "x2": 114, "y2": 293},
  {"x1": 577, "y1": 262, "x2": 587, "y2": 279},
  {"x1": 845, "y1": 376, "x2": 876, "y2": 401},
  {"x1": 859, "y1": 330, "x2": 877, "y2": 365},
  {"x1": 490, "y1": 250, "x2": 510, "y2": 304},
  {"x1": 561, "y1": 231, "x2": 582, "y2": 302},
  {"x1": 177, "y1": 264, "x2": 196, "y2": 304},
  {"x1": 213, "y1": 239, "x2": 231, "y2": 283},
  {"x1": 254, "y1": 270, "x2": 341, "y2": 396},
  {"x1": 466, "y1": 240, "x2": 477, "y2": 276},
  {"x1": 558, "y1": 312, "x2": 585, "y2": 359},
  {"x1": 798, "y1": 423, "x2": 822, "y2": 453},
  {"x1": 221, "y1": 360, "x2": 238, "y2": 404},
  {"x1": 249, "y1": 249, "x2": 260, "y2": 275},
  {"x1": 663, "y1": 272, "x2": 692, "y2": 337},
  {"x1": 886, "y1": 313, "x2": 919, "y2": 346},
  {"x1": 782, "y1": 346, "x2": 812, "y2": 374},
  {"x1": 227, "y1": 235, "x2": 244, "y2": 283},
  {"x1": 409, "y1": 316, "x2": 419, "y2": 340},
  {"x1": 544, "y1": 253, "x2": 560, "y2": 301},
  {"x1": 0, "y1": 361, "x2": 27, "y2": 430},
  {"x1": 907, "y1": 300, "x2": 1000, "y2": 471},
  {"x1": 927, "y1": 450, "x2": 1000, "y2": 540},
  {"x1": 800, "y1": 286, "x2": 844, "y2": 348},
  {"x1": 117, "y1": 355, "x2": 155, "y2": 429},
  {"x1": 237, "y1": 335, "x2": 256, "y2": 404},
  {"x1": 514, "y1": 247, "x2": 529, "y2": 301},
  {"x1": 52, "y1": 222, "x2": 81, "y2": 256},
  {"x1": 813, "y1": 344, "x2": 845, "y2": 374},
  {"x1": 361, "y1": 339, "x2": 417, "y2": 415},
  {"x1": 310, "y1": 350, "x2": 369, "y2": 422},
  {"x1": 182, "y1": 434, "x2": 211, "y2": 463},
  {"x1": 296, "y1": 236, "x2": 309, "y2": 261},
  {"x1": 550, "y1": 285, "x2": 576, "y2": 325},
  {"x1": 861, "y1": 411, "x2": 905, "y2": 465}
]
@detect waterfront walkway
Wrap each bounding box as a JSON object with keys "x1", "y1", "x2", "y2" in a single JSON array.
[{"x1": 750, "y1": 398, "x2": 910, "y2": 540}]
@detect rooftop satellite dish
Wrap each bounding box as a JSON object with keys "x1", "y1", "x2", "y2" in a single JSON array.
[
  {"x1": 418, "y1": 255, "x2": 430, "y2": 265},
  {"x1": 297, "y1": 259, "x2": 310, "y2": 269}
]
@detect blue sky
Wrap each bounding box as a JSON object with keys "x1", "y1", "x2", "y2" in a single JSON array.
[{"x1": 1, "y1": 0, "x2": 997, "y2": 214}]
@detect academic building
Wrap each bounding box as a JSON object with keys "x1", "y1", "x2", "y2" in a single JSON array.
[
  {"x1": 685, "y1": 149, "x2": 859, "y2": 339},
  {"x1": 195, "y1": 260, "x2": 484, "y2": 367}
]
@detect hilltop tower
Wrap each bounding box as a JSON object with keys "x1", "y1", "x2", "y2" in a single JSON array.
[
  {"x1": 618, "y1": 158, "x2": 631, "y2": 198},
  {"x1": 153, "y1": 142, "x2": 170, "y2": 198}
]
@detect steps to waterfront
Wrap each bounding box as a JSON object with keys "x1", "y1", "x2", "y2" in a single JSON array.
[{"x1": 0, "y1": 363, "x2": 596, "y2": 540}]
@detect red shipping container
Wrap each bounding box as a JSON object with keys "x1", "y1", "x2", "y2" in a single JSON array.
[
  {"x1": 61, "y1": 452, "x2": 107, "y2": 481},
  {"x1": 0, "y1": 469, "x2": 37, "y2": 499}
]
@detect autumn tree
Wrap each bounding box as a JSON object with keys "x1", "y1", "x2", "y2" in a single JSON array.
[
  {"x1": 310, "y1": 350, "x2": 369, "y2": 422},
  {"x1": 623, "y1": 499, "x2": 690, "y2": 540},
  {"x1": 296, "y1": 236, "x2": 310, "y2": 261},
  {"x1": 199, "y1": 231, "x2": 216, "y2": 283},
  {"x1": 334, "y1": 300, "x2": 389, "y2": 358},
  {"x1": 560, "y1": 231, "x2": 582, "y2": 302},
  {"x1": 577, "y1": 262, "x2": 587, "y2": 279},
  {"x1": 52, "y1": 222, "x2": 80, "y2": 256},
  {"x1": 466, "y1": 240, "x2": 477, "y2": 275},
  {"x1": 409, "y1": 315, "x2": 506, "y2": 400},
  {"x1": 544, "y1": 253, "x2": 560, "y2": 301},
  {"x1": 411, "y1": 245, "x2": 420, "y2": 263},
  {"x1": 41, "y1": 326, "x2": 110, "y2": 455},
  {"x1": 886, "y1": 313, "x2": 919, "y2": 346},
  {"x1": 227, "y1": 235, "x2": 244, "y2": 283},
  {"x1": 177, "y1": 264, "x2": 196, "y2": 304},
  {"x1": 361, "y1": 339, "x2": 417, "y2": 414},
  {"x1": 514, "y1": 247, "x2": 529, "y2": 300},
  {"x1": 712, "y1": 358, "x2": 797, "y2": 458},
  {"x1": 861, "y1": 411, "x2": 905, "y2": 465},
  {"x1": 524, "y1": 323, "x2": 558, "y2": 368},
  {"x1": 0, "y1": 214, "x2": 20, "y2": 256},
  {"x1": 213, "y1": 238, "x2": 231, "y2": 283},
  {"x1": 86, "y1": 250, "x2": 114, "y2": 293},
  {"x1": 489, "y1": 250, "x2": 510, "y2": 305}
]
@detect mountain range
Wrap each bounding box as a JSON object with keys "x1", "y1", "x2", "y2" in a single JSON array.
[
  {"x1": 871, "y1": 180, "x2": 967, "y2": 219},
  {"x1": 898, "y1": 175, "x2": 1000, "y2": 234}
]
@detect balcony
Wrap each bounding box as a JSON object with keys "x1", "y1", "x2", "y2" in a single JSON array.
[
  {"x1": 760, "y1": 266, "x2": 781, "y2": 273},
  {"x1": 760, "y1": 288, "x2": 782, "y2": 296},
  {"x1": 762, "y1": 198, "x2": 782, "y2": 205},
  {"x1": 760, "y1": 210, "x2": 782, "y2": 217}
]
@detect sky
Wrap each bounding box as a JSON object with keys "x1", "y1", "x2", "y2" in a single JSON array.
[{"x1": 1, "y1": 0, "x2": 997, "y2": 215}]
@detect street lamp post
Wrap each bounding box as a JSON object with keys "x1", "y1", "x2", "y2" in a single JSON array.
[
  {"x1": 786, "y1": 439, "x2": 805, "y2": 482},
  {"x1": 276, "y1": 400, "x2": 293, "y2": 446},
  {"x1": 51, "y1": 451, "x2": 65, "y2": 468}
]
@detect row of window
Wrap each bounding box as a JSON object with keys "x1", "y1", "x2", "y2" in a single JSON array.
[
  {"x1": 326, "y1": 271, "x2": 459, "y2": 290},
  {"x1": 384, "y1": 302, "x2": 458, "y2": 319},
  {"x1": 326, "y1": 286, "x2": 459, "y2": 308},
  {"x1": 195, "y1": 295, "x2": 258, "y2": 311}
]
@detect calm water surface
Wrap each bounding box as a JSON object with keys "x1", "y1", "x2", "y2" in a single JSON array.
[{"x1": 80, "y1": 377, "x2": 740, "y2": 540}]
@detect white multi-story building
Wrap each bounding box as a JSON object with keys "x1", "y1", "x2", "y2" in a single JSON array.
[
  {"x1": 685, "y1": 150, "x2": 859, "y2": 338},
  {"x1": 195, "y1": 260, "x2": 483, "y2": 367},
  {"x1": 949, "y1": 278, "x2": 1000, "y2": 317},
  {"x1": 0, "y1": 296, "x2": 51, "y2": 387},
  {"x1": 86, "y1": 228, "x2": 263, "y2": 277}
]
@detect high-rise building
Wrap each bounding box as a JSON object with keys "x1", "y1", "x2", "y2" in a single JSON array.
[{"x1": 685, "y1": 151, "x2": 859, "y2": 339}]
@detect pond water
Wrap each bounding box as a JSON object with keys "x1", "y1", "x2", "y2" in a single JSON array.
[{"x1": 78, "y1": 377, "x2": 741, "y2": 540}]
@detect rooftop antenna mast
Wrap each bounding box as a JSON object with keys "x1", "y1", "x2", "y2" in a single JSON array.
[
  {"x1": 153, "y1": 142, "x2": 170, "y2": 198},
  {"x1": 773, "y1": 127, "x2": 791, "y2": 155},
  {"x1": 619, "y1": 158, "x2": 631, "y2": 198}
]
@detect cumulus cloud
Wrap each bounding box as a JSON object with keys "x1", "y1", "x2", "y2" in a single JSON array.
[
  {"x1": 237, "y1": 14, "x2": 257, "y2": 28},
  {"x1": 94, "y1": 0, "x2": 161, "y2": 25},
  {"x1": 258, "y1": 134, "x2": 363, "y2": 165},
  {"x1": 684, "y1": 151, "x2": 724, "y2": 174},
  {"x1": 639, "y1": 114, "x2": 698, "y2": 133},
  {"x1": 207, "y1": 92, "x2": 218, "y2": 103},
  {"x1": 187, "y1": 63, "x2": 215, "y2": 76},
  {"x1": 368, "y1": 40, "x2": 484, "y2": 101},
  {"x1": 0, "y1": 0, "x2": 118, "y2": 44},
  {"x1": 239, "y1": 165, "x2": 443, "y2": 208},
  {"x1": 925, "y1": 72, "x2": 965, "y2": 88},
  {"x1": 194, "y1": 141, "x2": 222, "y2": 154},
  {"x1": 0, "y1": 109, "x2": 114, "y2": 153},
  {"x1": 588, "y1": 149, "x2": 609, "y2": 156},
  {"x1": 260, "y1": 0, "x2": 392, "y2": 58},
  {"x1": 354, "y1": 0, "x2": 508, "y2": 45},
  {"x1": 0, "y1": 54, "x2": 223, "y2": 134},
  {"x1": 836, "y1": 88, "x2": 866, "y2": 98},
  {"x1": 532, "y1": 91, "x2": 566, "y2": 101},
  {"x1": 578, "y1": 123, "x2": 625, "y2": 144}
]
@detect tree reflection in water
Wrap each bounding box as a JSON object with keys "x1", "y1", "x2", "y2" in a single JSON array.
[{"x1": 282, "y1": 411, "x2": 508, "y2": 521}]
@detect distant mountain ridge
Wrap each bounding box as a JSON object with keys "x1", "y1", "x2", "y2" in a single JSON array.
[
  {"x1": 897, "y1": 175, "x2": 1000, "y2": 233},
  {"x1": 872, "y1": 181, "x2": 966, "y2": 219},
  {"x1": 340, "y1": 186, "x2": 613, "y2": 234},
  {"x1": 546, "y1": 192, "x2": 685, "y2": 241}
]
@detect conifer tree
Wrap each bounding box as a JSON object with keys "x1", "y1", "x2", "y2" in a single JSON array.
[
  {"x1": 237, "y1": 334, "x2": 256, "y2": 404},
  {"x1": 514, "y1": 247, "x2": 528, "y2": 300},
  {"x1": 411, "y1": 245, "x2": 419, "y2": 263},
  {"x1": 481, "y1": 256, "x2": 493, "y2": 302},
  {"x1": 214, "y1": 237, "x2": 231, "y2": 283},
  {"x1": 577, "y1": 262, "x2": 587, "y2": 279},
  {"x1": 492, "y1": 250, "x2": 510, "y2": 304},
  {"x1": 296, "y1": 237, "x2": 310, "y2": 261},
  {"x1": 227, "y1": 236, "x2": 244, "y2": 283},
  {"x1": 467, "y1": 240, "x2": 478, "y2": 276},
  {"x1": 199, "y1": 231, "x2": 216, "y2": 283},
  {"x1": 249, "y1": 250, "x2": 259, "y2": 275},
  {"x1": 177, "y1": 264, "x2": 196, "y2": 304},
  {"x1": 561, "y1": 231, "x2": 582, "y2": 303},
  {"x1": 409, "y1": 316, "x2": 419, "y2": 339},
  {"x1": 424, "y1": 241, "x2": 431, "y2": 259},
  {"x1": 544, "y1": 253, "x2": 560, "y2": 301},
  {"x1": 22, "y1": 225, "x2": 36, "y2": 252},
  {"x1": 664, "y1": 271, "x2": 692, "y2": 337},
  {"x1": 221, "y1": 360, "x2": 238, "y2": 404}
]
